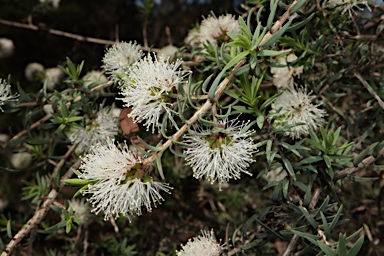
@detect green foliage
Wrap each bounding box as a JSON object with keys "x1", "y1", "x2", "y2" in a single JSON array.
[
  {"x1": 104, "y1": 237, "x2": 137, "y2": 256},
  {"x1": 58, "y1": 57, "x2": 84, "y2": 84},
  {"x1": 21, "y1": 173, "x2": 50, "y2": 205}
]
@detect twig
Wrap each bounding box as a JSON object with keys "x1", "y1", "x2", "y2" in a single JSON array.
[
  {"x1": 354, "y1": 71, "x2": 384, "y2": 111},
  {"x1": 1, "y1": 159, "x2": 81, "y2": 256},
  {"x1": 333, "y1": 146, "x2": 384, "y2": 181},
  {"x1": 47, "y1": 144, "x2": 77, "y2": 188},
  {"x1": 227, "y1": 231, "x2": 258, "y2": 256},
  {"x1": 7, "y1": 81, "x2": 113, "y2": 145},
  {"x1": 14, "y1": 102, "x2": 38, "y2": 108},
  {"x1": 259, "y1": 0, "x2": 299, "y2": 46},
  {"x1": 282, "y1": 186, "x2": 322, "y2": 255},
  {"x1": 142, "y1": 59, "x2": 246, "y2": 168},
  {"x1": 282, "y1": 234, "x2": 299, "y2": 256},
  {"x1": 142, "y1": 0, "x2": 300, "y2": 169},
  {"x1": 0, "y1": 19, "x2": 158, "y2": 52}
]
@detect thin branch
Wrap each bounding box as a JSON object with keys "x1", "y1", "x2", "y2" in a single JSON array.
[
  {"x1": 142, "y1": 0, "x2": 300, "y2": 169},
  {"x1": 259, "y1": 0, "x2": 299, "y2": 46},
  {"x1": 142, "y1": 59, "x2": 246, "y2": 168},
  {"x1": 47, "y1": 144, "x2": 77, "y2": 188},
  {"x1": 7, "y1": 81, "x2": 113, "y2": 144},
  {"x1": 0, "y1": 19, "x2": 158, "y2": 52},
  {"x1": 14, "y1": 102, "x2": 38, "y2": 108},
  {"x1": 282, "y1": 234, "x2": 299, "y2": 256},
  {"x1": 354, "y1": 71, "x2": 384, "y2": 111},
  {"x1": 1, "y1": 158, "x2": 81, "y2": 256},
  {"x1": 333, "y1": 146, "x2": 384, "y2": 181}
]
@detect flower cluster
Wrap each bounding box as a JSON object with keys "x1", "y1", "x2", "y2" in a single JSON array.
[
  {"x1": 323, "y1": 0, "x2": 370, "y2": 15},
  {"x1": 0, "y1": 79, "x2": 18, "y2": 111},
  {"x1": 270, "y1": 53, "x2": 303, "y2": 89},
  {"x1": 44, "y1": 67, "x2": 63, "y2": 90},
  {"x1": 82, "y1": 70, "x2": 108, "y2": 87},
  {"x1": 102, "y1": 41, "x2": 142, "y2": 83},
  {"x1": 0, "y1": 38, "x2": 14, "y2": 59},
  {"x1": 270, "y1": 87, "x2": 326, "y2": 139},
  {"x1": 25, "y1": 62, "x2": 45, "y2": 82},
  {"x1": 176, "y1": 230, "x2": 222, "y2": 256},
  {"x1": 119, "y1": 55, "x2": 190, "y2": 132},
  {"x1": 183, "y1": 119, "x2": 257, "y2": 190},
  {"x1": 199, "y1": 13, "x2": 240, "y2": 45},
  {"x1": 79, "y1": 139, "x2": 172, "y2": 220},
  {"x1": 68, "y1": 106, "x2": 119, "y2": 154},
  {"x1": 68, "y1": 199, "x2": 92, "y2": 226},
  {"x1": 39, "y1": 0, "x2": 61, "y2": 9}
]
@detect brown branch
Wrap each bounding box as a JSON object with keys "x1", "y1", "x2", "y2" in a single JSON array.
[
  {"x1": 259, "y1": 0, "x2": 299, "y2": 46},
  {"x1": 1, "y1": 158, "x2": 81, "y2": 256},
  {"x1": 47, "y1": 144, "x2": 77, "y2": 188},
  {"x1": 0, "y1": 19, "x2": 158, "y2": 52},
  {"x1": 333, "y1": 146, "x2": 384, "y2": 181},
  {"x1": 354, "y1": 71, "x2": 384, "y2": 111},
  {"x1": 142, "y1": 59, "x2": 246, "y2": 169},
  {"x1": 8, "y1": 81, "x2": 113, "y2": 144},
  {"x1": 282, "y1": 234, "x2": 299, "y2": 256},
  {"x1": 14, "y1": 102, "x2": 38, "y2": 108}
]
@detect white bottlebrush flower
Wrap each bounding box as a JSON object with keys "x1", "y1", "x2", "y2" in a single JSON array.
[
  {"x1": 270, "y1": 53, "x2": 303, "y2": 89},
  {"x1": 25, "y1": 62, "x2": 45, "y2": 82},
  {"x1": 68, "y1": 107, "x2": 119, "y2": 154},
  {"x1": 82, "y1": 70, "x2": 108, "y2": 87},
  {"x1": 79, "y1": 139, "x2": 172, "y2": 220},
  {"x1": 177, "y1": 230, "x2": 222, "y2": 256},
  {"x1": 270, "y1": 87, "x2": 326, "y2": 139},
  {"x1": 199, "y1": 13, "x2": 240, "y2": 45},
  {"x1": 0, "y1": 79, "x2": 18, "y2": 111},
  {"x1": 39, "y1": 0, "x2": 60, "y2": 9},
  {"x1": 323, "y1": 0, "x2": 370, "y2": 15},
  {"x1": 44, "y1": 67, "x2": 63, "y2": 90},
  {"x1": 0, "y1": 38, "x2": 14, "y2": 58},
  {"x1": 119, "y1": 55, "x2": 190, "y2": 133},
  {"x1": 10, "y1": 152, "x2": 32, "y2": 170},
  {"x1": 157, "y1": 44, "x2": 178, "y2": 59},
  {"x1": 183, "y1": 119, "x2": 258, "y2": 190},
  {"x1": 184, "y1": 27, "x2": 201, "y2": 48},
  {"x1": 68, "y1": 199, "x2": 92, "y2": 226},
  {"x1": 102, "y1": 41, "x2": 142, "y2": 83}
]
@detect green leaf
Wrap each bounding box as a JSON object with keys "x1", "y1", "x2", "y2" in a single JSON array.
[
  {"x1": 73, "y1": 184, "x2": 89, "y2": 198},
  {"x1": 320, "y1": 211, "x2": 331, "y2": 239},
  {"x1": 289, "y1": 0, "x2": 307, "y2": 13},
  {"x1": 298, "y1": 206, "x2": 318, "y2": 228},
  {"x1": 65, "y1": 221, "x2": 72, "y2": 234},
  {"x1": 258, "y1": 49, "x2": 283, "y2": 57},
  {"x1": 345, "y1": 228, "x2": 363, "y2": 243},
  {"x1": 308, "y1": 238, "x2": 337, "y2": 256},
  {"x1": 261, "y1": 16, "x2": 296, "y2": 48},
  {"x1": 155, "y1": 153, "x2": 165, "y2": 180},
  {"x1": 329, "y1": 205, "x2": 343, "y2": 231},
  {"x1": 267, "y1": 0, "x2": 278, "y2": 30},
  {"x1": 136, "y1": 136, "x2": 161, "y2": 152},
  {"x1": 6, "y1": 220, "x2": 12, "y2": 238},
  {"x1": 290, "y1": 229, "x2": 320, "y2": 240},
  {"x1": 286, "y1": 13, "x2": 315, "y2": 33},
  {"x1": 337, "y1": 233, "x2": 347, "y2": 256},
  {"x1": 283, "y1": 158, "x2": 296, "y2": 180},
  {"x1": 347, "y1": 236, "x2": 364, "y2": 256},
  {"x1": 256, "y1": 115, "x2": 264, "y2": 129},
  {"x1": 208, "y1": 51, "x2": 249, "y2": 100},
  {"x1": 299, "y1": 156, "x2": 323, "y2": 165},
  {"x1": 64, "y1": 178, "x2": 89, "y2": 186}
]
